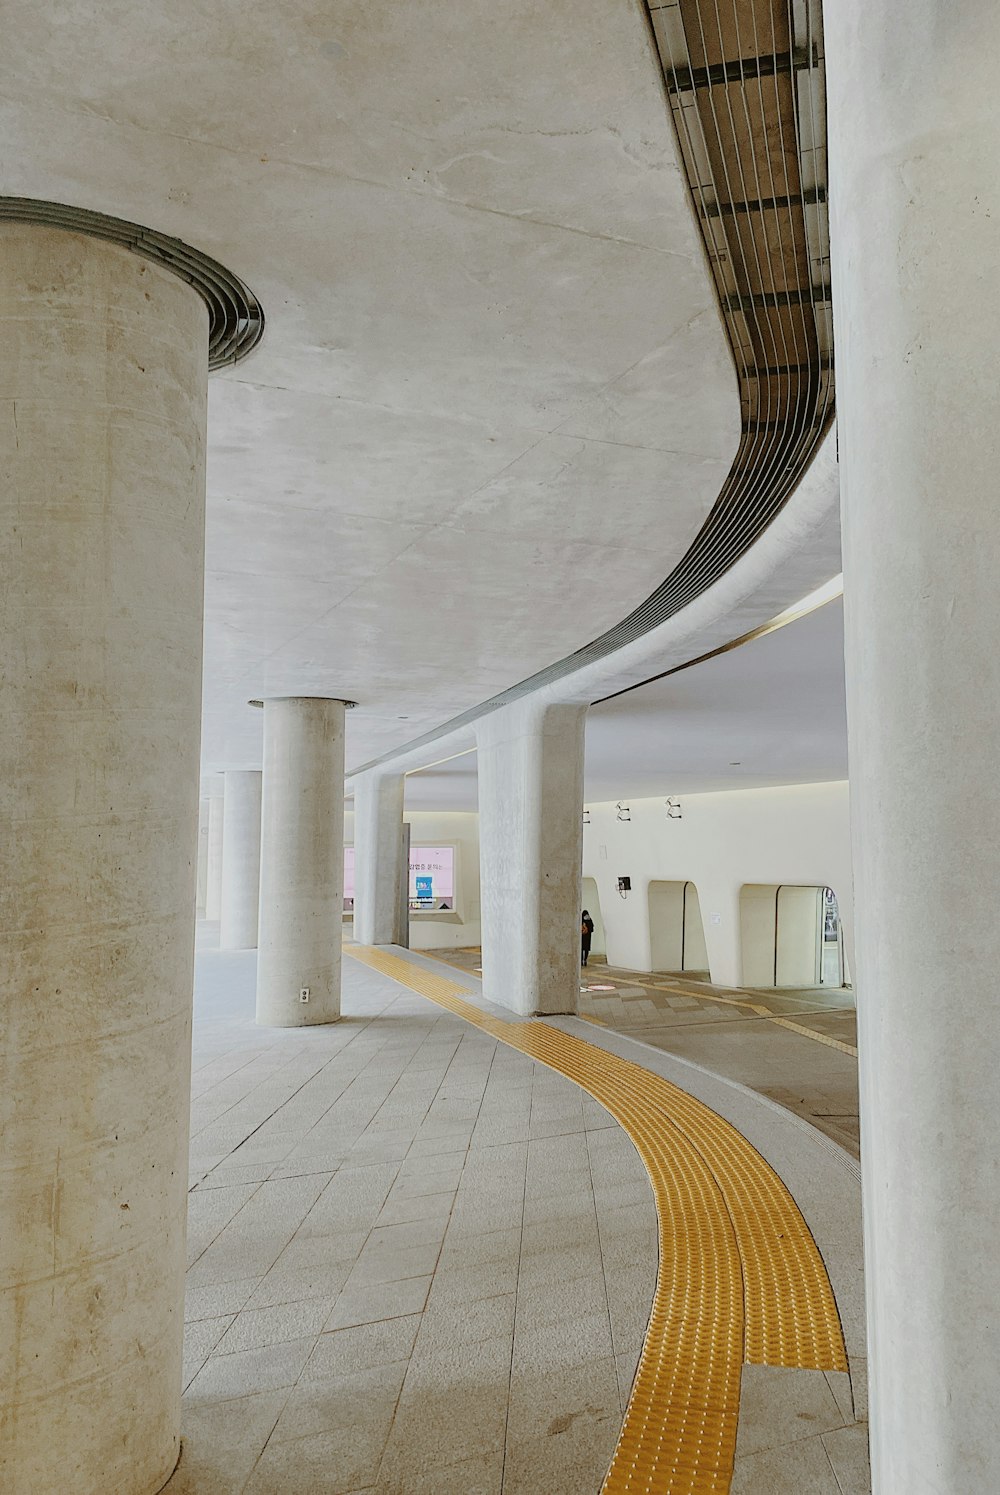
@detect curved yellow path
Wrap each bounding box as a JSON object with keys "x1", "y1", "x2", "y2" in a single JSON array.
[{"x1": 346, "y1": 947, "x2": 847, "y2": 1494}]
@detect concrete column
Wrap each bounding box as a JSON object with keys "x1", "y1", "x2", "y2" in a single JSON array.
[
  {"x1": 0, "y1": 226, "x2": 207, "y2": 1492},
  {"x1": 219, "y1": 770, "x2": 262, "y2": 950},
  {"x1": 826, "y1": 5, "x2": 1000, "y2": 1488},
  {"x1": 476, "y1": 701, "x2": 586, "y2": 1016},
  {"x1": 196, "y1": 798, "x2": 210, "y2": 913},
  {"x1": 353, "y1": 772, "x2": 405, "y2": 946},
  {"x1": 205, "y1": 789, "x2": 224, "y2": 922},
  {"x1": 256, "y1": 697, "x2": 346, "y2": 1026}
]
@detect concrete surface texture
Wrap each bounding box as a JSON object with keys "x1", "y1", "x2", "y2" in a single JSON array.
[
  {"x1": 220, "y1": 771, "x2": 263, "y2": 951},
  {"x1": 256, "y1": 698, "x2": 346, "y2": 1027},
  {"x1": 477, "y1": 703, "x2": 587, "y2": 1017},
  {"x1": 352, "y1": 773, "x2": 405, "y2": 947},
  {"x1": 0, "y1": 0, "x2": 760, "y2": 772},
  {"x1": 827, "y1": 1, "x2": 1000, "y2": 1488},
  {"x1": 0, "y1": 224, "x2": 208, "y2": 1493}
]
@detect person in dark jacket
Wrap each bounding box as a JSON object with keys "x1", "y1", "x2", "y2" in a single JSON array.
[{"x1": 581, "y1": 910, "x2": 595, "y2": 967}]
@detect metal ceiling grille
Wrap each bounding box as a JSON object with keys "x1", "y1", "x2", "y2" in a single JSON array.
[
  {"x1": 0, "y1": 198, "x2": 264, "y2": 369},
  {"x1": 356, "y1": 0, "x2": 835, "y2": 774}
]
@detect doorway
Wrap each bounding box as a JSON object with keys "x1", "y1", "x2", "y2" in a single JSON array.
[
  {"x1": 648, "y1": 880, "x2": 708, "y2": 973},
  {"x1": 581, "y1": 877, "x2": 606, "y2": 958},
  {"x1": 740, "y1": 883, "x2": 845, "y2": 987}
]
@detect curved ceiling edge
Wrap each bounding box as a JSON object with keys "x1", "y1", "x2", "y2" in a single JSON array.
[
  {"x1": 349, "y1": 0, "x2": 833, "y2": 778},
  {"x1": 346, "y1": 424, "x2": 839, "y2": 786}
]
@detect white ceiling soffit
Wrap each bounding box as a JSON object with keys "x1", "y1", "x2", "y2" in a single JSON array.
[
  {"x1": 584, "y1": 593, "x2": 847, "y2": 802},
  {"x1": 1, "y1": 0, "x2": 749, "y2": 772},
  {"x1": 401, "y1": 588, "x2": 846, "y2": 812},
  {"x1": 356, "y1": 422, "x2": 841, "y2": 786}
]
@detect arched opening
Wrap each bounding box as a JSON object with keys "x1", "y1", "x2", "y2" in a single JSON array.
[
  {"x1": 648, "y1": 880, "x2": 709, "y2": 974},
  {"x1": 581, "y1": 876, "x2": 606, "y2": 959},
  {"x1": 739, "y1": 884, "x2": 847, "y2": 988}
]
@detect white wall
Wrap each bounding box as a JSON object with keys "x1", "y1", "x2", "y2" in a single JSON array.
[
  {"x1": 648, "y1": 880, "x2": 686, "y2": 971},
  {"x1": 345, "y1": 808, "x2": 481, "y2": 951},
  {"x1": 582, "y1": 782, "x2": 853, "y2": 988}
]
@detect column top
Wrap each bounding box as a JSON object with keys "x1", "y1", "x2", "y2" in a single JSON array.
[
  {"x1": 0, "y1": 196, "x2": 264, "y2": 370},
  {"x1": 249, "y1": 697, "x2": 358, "y2": 708}
]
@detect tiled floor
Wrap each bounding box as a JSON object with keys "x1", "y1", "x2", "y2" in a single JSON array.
[
  {"x1": 435, "y1": 949, "x2": 861, "y2": 1158},
  {"x1": 167, "y1": 931, "x2": 868, "y2": 1493}
]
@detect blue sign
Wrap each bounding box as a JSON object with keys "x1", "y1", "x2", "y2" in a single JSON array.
[{"x1": 415, "y1": 875, "x2": 433, "y2": 901}]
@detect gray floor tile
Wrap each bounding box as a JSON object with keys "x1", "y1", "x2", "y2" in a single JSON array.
[
  {"x1": 736, "y1": 1364, "x2": 848, "y2": 1459},
  {"x1": 243, "y1": 1421, "x2": 389, "y2": 1495},
  {"x1": 269, "y1": 1359, "x2": 407, "y2": 1445},
  {"x1": 164, "y1": 1389, "x2": 289, "y2": 1495},
  {"x1": 302, "y1": 1316, "x2": 423, "y2": 1379},
  {"x1": 731, "y1": 1432, "x2": 845, "y2": 1494},
  {"x1": 325, "y1": 1274, "x2": 432, "y2": 1330},
  {"x1": 216, "y1": 1297, "x2": 336, "y2": 1354},
  {"x1": 185, "y1": 1335, "x2": 316, "y2": 1403},
  {"x1": 822, "y1": 1423, "x2": 871, "y2": 1495}
]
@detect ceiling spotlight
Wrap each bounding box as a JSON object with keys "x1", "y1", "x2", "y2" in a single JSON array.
[
  {"x1": 730, "y1": 761, "x2": 741, "y2": 766},
  {"x1": 398, "y1": 715, "x2": 410, "y2": 720}
]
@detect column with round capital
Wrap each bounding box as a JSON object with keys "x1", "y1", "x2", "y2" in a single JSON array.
[
  {"x1": 0, "y1": 224, "x2": 207, "y2": 1494},
  {"x1": 826, "y1": 4, "x2": 1000, "y2": 1487},
  {"x1": 219, "y1": 770, "x2": 262, "y2": 950},
  {"x1": 475, "y1": 700, "x2": 586, "y2": 1016},
  {"x1": 256, "y1": 697, "x2": 346, "y2": 1026}
]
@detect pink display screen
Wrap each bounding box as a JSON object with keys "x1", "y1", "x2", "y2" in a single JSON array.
[{"x1": 343, "y1": 847, "x2": 455, "y2": 906}]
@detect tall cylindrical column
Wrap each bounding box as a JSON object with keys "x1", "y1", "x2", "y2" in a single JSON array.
[
  {"x1": 352, "y1": 771, "x2": 405, "y2": 946},
  {"x1": 476, "y1": 701, "x2": 586, "y2": 1016},
  {"x1": 196, "y1": 797, "x2": 210, "y2": 913},
  {"x1": 219, "y1": 770, "x2": 262, "y2": 950},
  {"x1": 0, "y1": 226, "x2": 207, "y2": 1492},
  {"x1": 204, "y1": 789, "x2": 224, "y2": 922},
  {"x1": 256, "y1": 698, "x2": 346, "y2": 1026},
  {"x1": 826, "y1": 5, "x2": 1000, "y2": 1488}
]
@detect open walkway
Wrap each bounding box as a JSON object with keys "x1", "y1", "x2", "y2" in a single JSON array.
[
  {"x1": 168, "y1": 932, "x2": 868, "y2": 1493},
  {"x1": 435, "y1": 950, "x2": 860, "y2": 1159}
]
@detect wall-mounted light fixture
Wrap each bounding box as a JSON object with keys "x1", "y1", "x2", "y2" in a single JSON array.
[
  {"x1": 665, "y1": 798, "x2": 682, "y2": 820},
  {"x1": 616, "y1": 802, "x2": 631, "y2": 822},
  {"x1": 582, "y1": 808, "x2": 591, "y2": 824}
]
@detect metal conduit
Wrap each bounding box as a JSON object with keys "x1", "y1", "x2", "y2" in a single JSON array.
[{"x1": 0, "y1": 198, "x2": 265, "y2": 370}]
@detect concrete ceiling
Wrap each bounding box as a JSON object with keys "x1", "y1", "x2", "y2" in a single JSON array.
[
  {"x1": 3, "y1": 0, "x2": 746, "y2": 771},
  {"x1": 401, "y1": 594, "x2": 847, "y2": 810}
]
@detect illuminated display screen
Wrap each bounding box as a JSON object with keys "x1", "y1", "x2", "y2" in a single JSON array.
[
  {"x1": 343, "y1": 846, "x2": 455, "y2": 910},
  {"x1": 408, "y1": 847, "x2": 454, "y2": 903}
]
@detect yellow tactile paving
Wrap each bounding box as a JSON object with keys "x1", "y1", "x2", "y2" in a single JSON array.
[{"x1": 346, "y1": 946, "x2": 848, "y2": 1493}]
